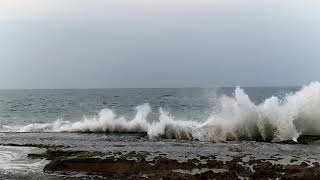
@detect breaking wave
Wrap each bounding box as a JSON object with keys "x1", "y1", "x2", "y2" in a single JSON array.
[{"x1": 2, "y1": 82, "x2": 320, "y2": 142}]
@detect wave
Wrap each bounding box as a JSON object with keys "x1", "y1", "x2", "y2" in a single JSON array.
[{"x1": 2, "y1": 82, "x2": 320, "y2": 142}]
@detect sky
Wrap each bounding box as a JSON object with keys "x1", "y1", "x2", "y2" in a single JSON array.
[{"x1": 0, "y1": 0, "x2": 320, "y2": 88}]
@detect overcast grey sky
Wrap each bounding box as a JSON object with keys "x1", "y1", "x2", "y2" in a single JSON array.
[{"x1": 0, "y1": 0, "x2": 320, "y2": 88}]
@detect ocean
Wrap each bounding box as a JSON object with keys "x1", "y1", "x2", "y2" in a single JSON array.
[{"x1": 1, "y1": 82, "x2": 320, "y2": 179}]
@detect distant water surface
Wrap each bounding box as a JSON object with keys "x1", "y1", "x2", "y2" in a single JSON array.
[{"x1": 0, "y1": 87, "x2": 299, "y2": 126}]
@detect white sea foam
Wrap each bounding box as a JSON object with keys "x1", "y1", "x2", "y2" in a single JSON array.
[
  {"x1": 2, "y1": 82, "x2": 320, "y2": 142},
  {"x1": 0, "y1": 146, "x2": 48, "y2": 174}
]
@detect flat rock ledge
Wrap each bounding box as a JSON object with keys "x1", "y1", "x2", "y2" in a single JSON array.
[{"x1": 28, "y1": 149, "x2": 320, "y2": 180}]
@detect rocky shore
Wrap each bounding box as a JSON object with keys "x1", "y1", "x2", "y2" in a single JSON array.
[
  {"x1": 1, "y1": 132, "x2": 320, "y2": 179},
  {"x1": 28, "y1": 148, "x2": 320, "y2": 179}
]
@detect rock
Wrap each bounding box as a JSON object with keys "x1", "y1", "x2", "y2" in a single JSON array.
[{"x1": 27, "y1": 149, "x2": 320, "y2": 179}]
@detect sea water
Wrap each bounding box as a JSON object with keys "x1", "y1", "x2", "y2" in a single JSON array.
[{"x1": 1, "y1": 82, "x2": 320, "y2": 178}]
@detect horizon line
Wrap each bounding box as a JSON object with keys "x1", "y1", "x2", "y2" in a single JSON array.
[{"x1": 0, "y1": 85, "x2": 302, "y2": 90}]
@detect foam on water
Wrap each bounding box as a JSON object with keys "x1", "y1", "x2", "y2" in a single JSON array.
[
  {"x1": 0, "y1": 146, "x2": 48, "y2": 174},
  {"x1": 2, "y1": 82, "x2": 320, "y2": 142}
]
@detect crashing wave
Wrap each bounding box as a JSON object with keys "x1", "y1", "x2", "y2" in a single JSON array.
[{"x1": 2, "y1": 82, "x2": 320, "y2": 142}]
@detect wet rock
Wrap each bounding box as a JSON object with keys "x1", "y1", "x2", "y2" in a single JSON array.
[{"x1": 27, "y1": 149, "x2": 320, "y2": 179}]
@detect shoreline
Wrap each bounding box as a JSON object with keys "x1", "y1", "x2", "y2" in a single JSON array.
[
  {"x1": 1, "y1": 133, "x2": 320, "y2": 179},
  {"x1": 27, "y1": 148, "x2": 320, "y2": 179}
]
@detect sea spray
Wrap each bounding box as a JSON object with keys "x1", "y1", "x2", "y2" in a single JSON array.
[{"x1": 2, "y1": 82, "x2": 320, "y2": 142}]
